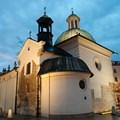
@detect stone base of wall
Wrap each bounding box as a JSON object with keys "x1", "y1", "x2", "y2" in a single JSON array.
[
  {"x1": 92, "y1": 85, "x2": 114, "y2": 113},
  {"x1": 47, "y1": 112, "x2": 94, "y2": 119}
]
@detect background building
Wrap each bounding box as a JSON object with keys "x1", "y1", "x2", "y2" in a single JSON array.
[
  {"x1": 111, "y1": 61, "x2": 120, "y2": 112},
  {"x1": 112, "y1": 61, "x2": 120, "y2": 82}
]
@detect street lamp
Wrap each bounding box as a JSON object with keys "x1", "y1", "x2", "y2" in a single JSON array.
[{"x1": 14, "y1": 62, "x2": 18, "y2": 115}]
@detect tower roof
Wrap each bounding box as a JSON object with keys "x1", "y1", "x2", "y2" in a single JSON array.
[
  {"x1": 37, "y1": 7, "x2": 53, "y2": 24},
  {"x1": 37, "y1": 15, "x2": 53, "y2": 24}
]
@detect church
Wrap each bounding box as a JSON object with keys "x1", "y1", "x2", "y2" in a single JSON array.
[{"x1": 0, "y1": 10, "x2": 115, "y2": 118}]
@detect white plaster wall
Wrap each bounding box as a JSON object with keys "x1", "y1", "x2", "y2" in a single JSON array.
[
  {"x1": 41, "y1": 72, "x2": 92, "y2": 116},
  {"x1": 57, "y1": 37, "x2": 79, "y2": 57},
  {"x1": 18, "y1": 39, "x2": 58, "y2": 74},
  {"x1": 0, "y1": 77, "x2": 16, "y2": 112},
  {"x1": 78, "y1": 45, "x2": 114, "y2": 98},
  {"x1": 41, "y1": 76, "x2": 49, "y2": 117},
  {"x1": 18, "y1": 40, "x2": 40, "y2": 72},
  {"x1": 58, "y1": 38, "x2": 114, "y2": 98},
  {"x1": 0, "y1": 81, "x2": 6, "y2": 111}
]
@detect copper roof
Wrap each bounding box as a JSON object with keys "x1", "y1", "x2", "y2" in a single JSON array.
[{"x1": 40, "y1": 56, "x2": 93, "y2": 77}]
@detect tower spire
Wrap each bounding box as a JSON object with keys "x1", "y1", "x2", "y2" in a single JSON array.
[{"x1": 44, "y1": 7, "x2": 46, "y2": 16}]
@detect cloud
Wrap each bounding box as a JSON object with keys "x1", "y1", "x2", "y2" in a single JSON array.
[
  {"x1": 89, "y1": 4, "x2": 120, "y2": 54},
  {"x1": 0, "y1": 52, "x2": 16, "y2": 71},
  {"x1": 0, "y1": 52, "x2": 15, "y2": 61},
  {"x1": 92, "y1": 4, "x2": 120, "y2": 36}
]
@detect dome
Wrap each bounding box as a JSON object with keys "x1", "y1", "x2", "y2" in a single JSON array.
[
  {"x1": 55, "y1": 28, "x2": 95, "y2": 45},
  {"x1": 40, "y1": 56, "x2": 93, "y2": 77}
]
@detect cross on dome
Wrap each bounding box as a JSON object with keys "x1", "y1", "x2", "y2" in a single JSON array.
[
  {"x1": 44, "y1": 7, "x2": 46, "y2": 16},
  {"x1": 71, "y1": 8, "x2": 74, "y2": 14}
]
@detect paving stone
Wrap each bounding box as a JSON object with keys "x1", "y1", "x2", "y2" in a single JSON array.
[{"x1": 1, "y1": 114, "x2": 120, "y2": 120}]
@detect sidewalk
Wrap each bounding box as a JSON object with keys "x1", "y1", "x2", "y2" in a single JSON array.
[{"x1": 0, "y1": 114, "x2": 120, "y2": 120}]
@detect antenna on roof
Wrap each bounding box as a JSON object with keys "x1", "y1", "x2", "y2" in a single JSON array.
[{"x1": 44, "y1": 7, "x2": 46, "y2": 16}]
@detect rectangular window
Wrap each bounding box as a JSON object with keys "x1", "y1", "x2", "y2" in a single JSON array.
[{"x1": 26, "y1": 62, "x2": 31, "y2": 75}]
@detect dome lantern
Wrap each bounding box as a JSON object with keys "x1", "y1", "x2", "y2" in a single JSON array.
[
  {"x1": 36, "y1": 7, "x2": 53, "y2": 46},
  {"x1": 66, "y1": 9, "x2": 80, "y2": 30}
]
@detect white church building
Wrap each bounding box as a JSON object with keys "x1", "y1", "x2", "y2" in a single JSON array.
[{"x1": 0, "y1": 10, "x2": 115, "y2": 118}]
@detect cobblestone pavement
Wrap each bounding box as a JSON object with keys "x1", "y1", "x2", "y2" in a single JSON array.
[{"x1": 1, "y1": 114, "x2": 120, "y2": 120}]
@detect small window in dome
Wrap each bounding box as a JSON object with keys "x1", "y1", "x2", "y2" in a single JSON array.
[
  {"x1": 75, "y1": 20, "x2": 78, "y2": 28},
  {"x1": 71, "y1": 20, "x2": 74, "y2": 29},
  {"x1": 26, "y1": 62, "x2": 31, "y2": 75}
]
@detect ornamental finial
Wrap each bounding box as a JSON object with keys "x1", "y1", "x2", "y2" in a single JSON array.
[
  {"x1": 44, "y1": 7, "x2": 46, "y2": 16},
  {"x1": 71, "y1": 8, "x2": 74, "y2": 14}
]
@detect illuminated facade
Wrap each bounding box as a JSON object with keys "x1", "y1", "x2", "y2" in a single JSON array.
[
  {"x1": 55, "y1": 11, "x2": 115, "y2": 113},
  {"x1": 0, "y1": 69, "x2": 17, "y2": 113},
  {"x1": 0, "y1": 11, "x2": 116, "y2": 117}
]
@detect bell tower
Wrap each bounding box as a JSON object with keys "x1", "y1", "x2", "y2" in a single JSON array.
[
  {"x1": 66, "y1": 9, "x2": 80, "y2": 30},
  {"x1": 37, "y1": 8, "x2": 53, "y2": 46}
]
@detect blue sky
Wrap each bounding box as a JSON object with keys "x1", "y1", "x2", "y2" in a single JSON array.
[{"x1": 0, "y1": 0, "x2": 120, "y2": 71}]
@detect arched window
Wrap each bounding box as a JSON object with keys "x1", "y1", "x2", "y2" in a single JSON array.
[
  {"x1": 26, "y1": 62, "x2": 31, "y2": 75},
  {"x1": 71, "y1": 20, "x2": 74, "y2": 29},
  {"x1": 75, "y1": 20, "x2": 78, "y2": 28},
  {"x1": 43, "y1": 27, "x2": 47, "y2": 32}
]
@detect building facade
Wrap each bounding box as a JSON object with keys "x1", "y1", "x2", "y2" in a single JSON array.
[
  {"x1": 0, "y1": 11, "x2": 116, "y2": 117},
  {"x1": 55, "y1": 11, "x2": 115, "y2": 113}
]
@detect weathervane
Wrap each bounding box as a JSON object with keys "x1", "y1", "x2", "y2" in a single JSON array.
[{"x1": 44, "y1": 7, "x2": 46, "y2": 16}]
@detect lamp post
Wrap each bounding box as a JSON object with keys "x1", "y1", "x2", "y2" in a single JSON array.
[
  {"x1": 14, "y1": 62, "x2": 18, "y2": 115},
  {"x1": 36, "y1": 41, "x2": 45, "y2": 117}
]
